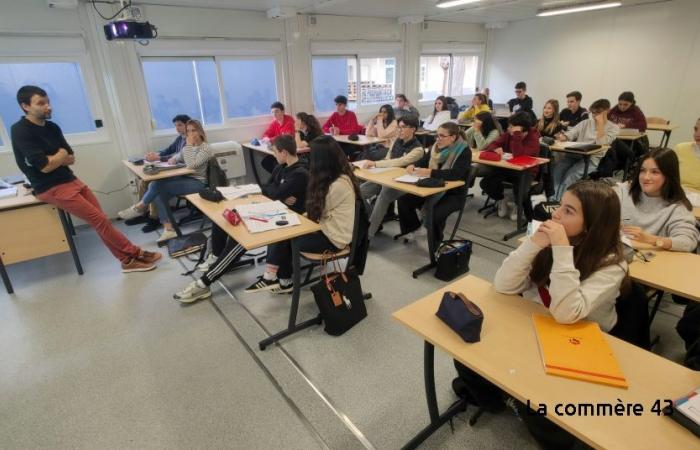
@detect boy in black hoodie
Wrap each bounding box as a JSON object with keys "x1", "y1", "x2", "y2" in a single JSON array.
[{"x1": 173, "y1": 135, "x2": 309, "y2": 302}]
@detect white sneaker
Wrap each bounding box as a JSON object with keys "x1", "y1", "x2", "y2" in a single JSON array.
[
  {"x1": 157, "y1": 229, "x2": 178, "y2": 245},
  {"x1": 197, "y1": 254, "x2": 218, "y2": 272},
  {"x1": 118, "y1": 205, "x2": 143, "y2": 220},
  {"x1": 510, "y1": 207, "x2": 518, "y2": 221},
  {"x1": 496, "y1": 199, "x2": 508, "y2": 218},
  {"x1": 173, "y1": 280, "x2": 211, "y2": 303}
]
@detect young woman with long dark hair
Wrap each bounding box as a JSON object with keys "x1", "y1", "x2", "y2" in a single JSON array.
[
  {"x1": 422, "y1": 95, "x2": 452, "y2": 131},
  {"x1": 294, "y1": 112, "x2": 323, "y2": 148}
]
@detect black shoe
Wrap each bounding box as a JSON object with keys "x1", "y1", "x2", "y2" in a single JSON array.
[
  {"x1": 141, "y1": 218, "x2": 161, "y2": 233},
  {"x1": 124, "y1": 215, "x2": 148, "y2": 226},
  {"x1": 244, "y1": 276, "x2": 280, "y2": 293}
]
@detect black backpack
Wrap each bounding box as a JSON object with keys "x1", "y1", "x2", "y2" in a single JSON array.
[{"x1": 207, "y1": 158, "x2": 230, "y2": 188}]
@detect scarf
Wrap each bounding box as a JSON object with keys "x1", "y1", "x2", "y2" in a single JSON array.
[{"x1": 430, "y1": 140, "x2": 467, "y2": 171}]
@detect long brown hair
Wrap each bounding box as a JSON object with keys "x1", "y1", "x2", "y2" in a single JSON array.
[
  {"x1": 186, "y1": 119, "x2": 207, "y2": 143},
  {"x1": 629, "y1": 147, "x2": 692, "y2": 210},
  {"x1": 537, "y1": 99, "x2": 561, "y2": 136},
  {"x1": 305, "y1": 136, "x2": 360, "y2": 222},
  {"x1": 529, "y1": 181, "x2": 625, "y2": 287},
  {"x1": 296, "y1": 112, "x2": 322, "y2": 137}
]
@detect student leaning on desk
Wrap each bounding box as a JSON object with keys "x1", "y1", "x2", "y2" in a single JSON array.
[{"x1": 453, "y1": 180, "x2": 628, "y2": 450}]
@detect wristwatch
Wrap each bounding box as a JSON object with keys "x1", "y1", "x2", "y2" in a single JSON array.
[{"x1": 655, "y1": 238, "x2": 664, "y2": 248}]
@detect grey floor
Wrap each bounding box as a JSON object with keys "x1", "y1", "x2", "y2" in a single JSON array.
[{"x1": 0, "y1": 189, "x2": 688, "y2": 449}]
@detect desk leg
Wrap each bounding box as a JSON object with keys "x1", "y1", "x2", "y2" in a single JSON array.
[
  {"x1": 0, "y1": 255, "x2": 13, "y2": 294},
  {"x1": 58, "y1": 209, "x2": 84, "y2": 275},
  {"x1": 661, "y1": 131, "x2": 671, "y2": 148},
  {"x1": 412, "y1": 195, "x2": 439, "y2": 278},
  {"x1": 161, "y1": 193, "x2": 183, "y2": 238},
  {"x1": 503, "y1": 172, "x2": 530, "y2": 241},
  {"x1": 259, "y1": 238, "x2": 322, "y2": 350},
  {"x1": 402, "y1": 341, "x2": 468, "y2": 450},
  {"x1": 582, "y1": 155, "x2": 591, "y2": 179},
  {"x1": 245, "y1": 146, "x2": 263, "y2": 186},
  {"x1": 66, "y1": 213, "x2": 76, "y2": 236},
  {"x1": 648, "y1": 290, "x2": 665, "y2": 348}
]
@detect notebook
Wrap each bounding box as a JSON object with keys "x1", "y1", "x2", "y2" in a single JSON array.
[
  {"x1": 671, "y1": 387, "x2": 700, "y2": 437},
  {"x1": 394, "y1": 174, "x2": 426, "y2": 184},
  {"x1": 532, "y1": 314, "x2": 628, "y2": 388}
]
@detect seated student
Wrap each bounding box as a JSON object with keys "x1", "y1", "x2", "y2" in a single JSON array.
[
  {"x1": 608, "y1": 91, "x2": 647, "y2": 132},
  {"x1": 173, "y1": 135, "x2": 309, "y2": 302},
  {"x1": 118, "y1": 120, "x2": 212, "y2": 244},
  {"x1": 359, "y1": 115, "x2": 425, "y2": 238},
  {"x1": 245, "y1": 136, "x2": 359, "y2": 293},
  {"x1": 507, "y1": 81, "x2": 536, "y2": 122},
  {"x1": 394, "y1": 94, "x2": 420, "y2": 120},
  {"x1": 464, "y1": 111, "x2": 501, "y2": 151},
  {"x1": 260, "y1": 101, "x2": 295, "y2": 173},
  {"x1": 422, "y1": 95, "x2": 452, "y2": 132},
  {"x1": 551, "y1": 99, "x2": 620, "y2": 200},
  {"x1": 322, "y1": 95, "x2": 363, "y2": 135},
  {"x1": 559, "y1": 91, "x2": 588, "y2": 128},
  {"x1": 536, "y1": 99, "x2": 565, "y2": 138},
  {"x1": 365, "y1": 104, "x2": 399, "y2": 149},
  {"x1": 11, "y1": 85, "x2": 162, "y2": 273},
  {"x1": 480, "y1": 112, "x2": 541, "y2": 221},
  {"x1": 675, "y1": 117, "x2": 700, "y2": 190},
  {"x1": 458, "y1": 94, "x2": 491, "y2": 122},
  {"x1": 397, "y1": 122, "x2": 471, "y2": 243},
  {"x1": 481, "y1": 87, "x2": 494, "y2": 110},
  {"x1": 453, "y1": 180, "x2": 628, "y2": 450},
  {"x1": 294, "y1": 112, "x2": 323, "y2": 149}
]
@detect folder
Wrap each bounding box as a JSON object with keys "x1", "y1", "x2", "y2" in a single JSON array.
[
  {"x1": 532, "y1": 314, "x2": 628, "y2": 389},
  {"x1": 508, "y1": 155, "x2": 540, "y2": 168}
]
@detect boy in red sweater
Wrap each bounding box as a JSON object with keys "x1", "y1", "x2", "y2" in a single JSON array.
[
  {"x1": 322, "y1": 95, "x2": 363, "y2": 135},
  {"x1": 480, "y1": 112, "x2": 541, "y2": 220},
  {"x1": 262, "y1": 101, "x2": 295, "y2": 139}
]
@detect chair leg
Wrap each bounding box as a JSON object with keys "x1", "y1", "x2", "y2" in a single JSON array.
[
  {"x1": 449, "y1": 203, "x2": 466, "y2": 241},
  {"x1": 469, "y1": 406, "x2": 486, "y2": 426}
]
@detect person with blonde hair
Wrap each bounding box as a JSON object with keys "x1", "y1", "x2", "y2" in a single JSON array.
[{"x1": 537, "y1": 99, "x2": 565, "y2": 138}]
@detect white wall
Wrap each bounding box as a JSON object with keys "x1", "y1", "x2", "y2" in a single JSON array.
[{"x1": 484, "y1": 0, "x2": 700, "y2": 147}]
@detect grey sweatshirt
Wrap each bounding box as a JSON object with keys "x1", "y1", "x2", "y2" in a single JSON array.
[
  {"x1": 464, "y1": 127, "x2": 500, "y2": 150},
  {"x1": 176, "y1": 142, "x2": 212, "y2": 182},
  {"x1": 494, "y1": 240, "x2": 627, "y2": 332},
  {"x1": 615, "y1": 183, "x2": 699, "y2": 252},
  {"x1": 563, "y1": 118, "x2": 619, "y2": 164}
]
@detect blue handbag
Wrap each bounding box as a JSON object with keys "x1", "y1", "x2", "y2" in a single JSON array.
[{"x1": 435, "y1": 291, "x2": 483, "y2": 343}]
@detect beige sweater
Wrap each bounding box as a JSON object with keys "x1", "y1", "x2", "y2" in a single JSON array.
[
  {"x1": 321, "y1": 175, "x2": 356, "y2": 249},
  {"x1": 366, "y1": 118, "x2": 399, "y2": 148}
]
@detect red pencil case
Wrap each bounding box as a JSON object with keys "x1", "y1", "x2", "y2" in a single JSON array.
[{"x1": 222, "y1": 208, "x2": 242, "y2": 226}]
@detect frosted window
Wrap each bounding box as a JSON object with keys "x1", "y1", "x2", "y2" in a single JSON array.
[{"x1": 220, "y1": 59, "x2": 278, "y2": 118}]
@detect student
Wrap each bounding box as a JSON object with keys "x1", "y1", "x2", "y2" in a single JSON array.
[
  {"x1": 507, "y1": 81, "x2": 535, "y2": 121},
  {"x1": 10, "y1": 85, "x2": 162, "y2": 272},
  {"x1": 322, "y1": 95, "x2": 363, "y2": 135},
  {"x1": 608, "y1": 91, "x2": 647, "y2": 132},
  {"x1": 262, "y1": 101, "x2": 295, "y2": 139},
  {"x1": 394, "y1": 94, "x2": 420, "y2": 120},
  {"x1": 359, "y1": 115, "x2": 425, "y2": 238},
  {"x1": 453, "y1": 180, "x2": 628, "y2": 450},
  {"x1": 173, "y1": 135, "x2": 309, "y2": 302},
  {"x1": 365, "y1": 104, "x2": 399, "y2": 147},
  {"x1": 480, "y1": 112, "x2": 541, "y2": 220},
  {"x1": 398, "y1": 122, "x2": 471, "y2": 243},
  {"x1": 536, "y1": 99, "x2": 565, "y2": 138},
  {"x1": 675, "y1": 117, "x2": 700, "y2": 190},
  {"x1": 422, "y1": 95, "x2": 452, "y2": 132},
  {"x1": 615, "y1": 148, "x2": 698, "y2": 252},
  {"x1": 245, "y1": 136, "x2": 359, "y2": 293},
  {"x1": 458, "y1": 94, "x2": 491, "y2": 122},
  {"x1": 464, "y1": 111, "x2": 500, "y2": 151},
  {"x1": 559, "y1": 91, "x2": 588, "y2": 128},
  {"x1": 481, "y1": 87, "x2": 494, "y2": 110},
  {"x1": 551, "y1": 99, "x2": 620, "y2": 200},
  {"x1": 119, "y1": 120, "x2": 212, "y2": 244},
  {"x1": 294, "y1": 112, "x2": 323, "y2": 149}
]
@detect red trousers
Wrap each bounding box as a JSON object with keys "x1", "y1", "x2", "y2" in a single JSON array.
[{"x1": 37, "y1": 179, "x2": 140, "y2": 263}]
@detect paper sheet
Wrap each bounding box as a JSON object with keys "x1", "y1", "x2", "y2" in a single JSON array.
[
  {"x1": 235, "y1": 201, "x2": 301, "y2": 233},
  {"x1": 394, "y1": 174, "x2": 426, "y2": 184},
  {"x1": 217, "y1": 184, "x2": 262, "y2": 200}
]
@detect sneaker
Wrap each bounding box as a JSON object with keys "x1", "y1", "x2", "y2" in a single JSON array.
[
  {"x1": 124, "y1": 215, "x2": 148, "y2": 226},
  {"x1": 244, "y1": 276, "x2": 280, "y2": 293},
  {"x1": 272, "y1": 281, "x2": 293, "y2": 294},
  {"x1": 496, "y1": 199, "x2": 508, "y2": 218},
  {"x1": 121, "y1": 257, "x2": 156, "y2": 273},
  {"x1": 510, "y1": 207, "x2": 518, "y2": 222},
  {"x1": 403, "y1": 232, "x2": 415, "y2": 243},
  {"x1": 197, "y1": 254, "x2": 218, "y2": 272},
  {"x1": 137, "y1": 250, "x2": 162, "y2": 264},
  {"x1": 156, "y1": 229, "x2": 178, "y2": 246},
  {"x1": 173, "y1": 280, "x2": 211, "y2": 303},
  {"x1": 118, "y1": 205, "x2": 144, "y2": 221},
  {"x1": 141, "y1": 218, "x2": 161, "y2": 233}
]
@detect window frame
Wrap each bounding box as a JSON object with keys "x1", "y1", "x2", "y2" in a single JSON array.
[
  {"x1": 0, "y1": 55, "x2": 109, "y2": 152},
  {"x1": 418, "y1": 52, "x2": 483, "y2": 106}
]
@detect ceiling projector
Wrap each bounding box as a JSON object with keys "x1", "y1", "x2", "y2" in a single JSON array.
[{"x1": 101, "y1": 1, "x2": 157, "y2": 41}]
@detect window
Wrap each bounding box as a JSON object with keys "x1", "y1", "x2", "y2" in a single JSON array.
[
  {"x1": 0, "y1": 62, "x2": 96, "y2": 139},
  {"x1": 312, "y1": 56, "x2": 397, "y2": 113},
  {"x1": 142, "y1": 58, "x2": 222, "y2": 130},
  {"x1": 419, "y1": 54, "x2": 479, "y2": 101},
  {"x1": 220, "y1": 59, "x2": 278, "y2": 118}
]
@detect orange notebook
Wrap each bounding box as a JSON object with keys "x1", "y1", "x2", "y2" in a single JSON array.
[{"x1": 532, "y1": 314, "x2": 628, "y2": 389}]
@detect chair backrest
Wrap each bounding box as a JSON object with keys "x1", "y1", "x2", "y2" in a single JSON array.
[
  {"x1": 646, "y1": 116, "x2": 669, "y2": 125},
  {"x1": 206, "y1": 158, "x2": 229, "y2": 188},
  {"x1": 347, "y1": 197, "x2": 370, "y2": 275},
  {"x1": 610, "y1": 280, "x2": 651, "y2": 350}
]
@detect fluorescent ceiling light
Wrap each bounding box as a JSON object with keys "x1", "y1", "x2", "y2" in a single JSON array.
[
  {"x1": 436, "y1": 0, "x2": 481, "y2": 9},
  {"x1": 537, "y1": 1, "x2": 621, "y2": 17}
]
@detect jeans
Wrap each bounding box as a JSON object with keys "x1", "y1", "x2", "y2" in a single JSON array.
[
  {"x1": 142, "y1": 176, "x2": 205, "y2": 224},
  {"x1": 552, "y1": 154, "x2": 598, "y2": 200},
  {"x1": 398, "y1": 193, "x2": 463, "y2": 244},
  {"x1": 361, "y1": 182, "x2": 404, "y2": 238},
  {"x1": 267, "y1": 231, "x2": 339, "y2": 279}
]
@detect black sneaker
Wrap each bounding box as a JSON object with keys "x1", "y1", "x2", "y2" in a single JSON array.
[
  {"x1": 141, "y1": 218, "x2": 161, "y2": 233},
  {"x1": 272, "y1": 281, "x2": 293, "y2": 294},
  {"x1": 244, "y1": 276, "x2": 280, "y2": 293},
  {"x1": 124, "y1": 214, "x2": 148, "y2": 226}
]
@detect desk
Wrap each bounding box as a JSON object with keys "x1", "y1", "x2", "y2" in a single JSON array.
[
  {"x1": 0, "y1": 185, "x2": 83, "y2": 294},
  {"x1": 685, "y1": 188, "x2": 700, "y2": 220},
  {"x1": 647, "y1": 123, "x2": 678, "y2": 148},
  {"x1": 549, "y1": 142, "x2": 608, "y2": 179},
  {"x1": 333, "y1": 135, "x2": 387, "y2": 146},
  {"x1": 241, "y1": 142, "x2": 310, "y2": 185},
  {"x1": 122, "y1": 160, "x2": 194, "y2": 182},
  {"x1": 415, "y1": 129, "x2": 435, "y2": 148},
  {"x1": 354, "y1": 167, "x2": 464, "y2": 278},
  {"x1": 185, "y1": 193, "x2": 322, "y2": 349},
  {"x1": 472, "y1": 150, "x2": 550, "y2": 241},
  {"x1": 393, "y1": 275, "x2": 700, "y2": 449}
]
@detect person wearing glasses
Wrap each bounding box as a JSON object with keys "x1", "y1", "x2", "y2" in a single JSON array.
[
  {"x1": 508, "y1": 81, "x2": 536, "y2": 122},
  {"x1": 359, "y1": 115, "x2": 425, "y2": 238}
]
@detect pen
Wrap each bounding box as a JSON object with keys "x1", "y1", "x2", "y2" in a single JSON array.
[{"x1": 248, "y1": 216, "x2": 268, "y2": 223}]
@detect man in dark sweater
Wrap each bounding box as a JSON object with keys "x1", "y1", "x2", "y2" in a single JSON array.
[
  {"x1": 10, "y1": 85, "x2": 161, "y2": 272},
  {"x1": 508, "y1": 81, "x2": 536, "y2": 123},
  {"x1": 559, "y1": 91, "x2": 588, "y2": 128},
  {"x1": 173, "y1": 134, "x2": 309, "y2": 302}
]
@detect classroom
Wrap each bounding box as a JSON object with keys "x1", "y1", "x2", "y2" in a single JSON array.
[{"x1": 1, "y1": 0, "x2": 700, "y2": 448}]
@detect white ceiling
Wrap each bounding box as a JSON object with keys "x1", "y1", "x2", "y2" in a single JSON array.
[{"x1": 135, "y1": 0, "x2": 668, "y2": 23}]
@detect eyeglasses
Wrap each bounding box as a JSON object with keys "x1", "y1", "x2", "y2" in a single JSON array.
[
  {"x1": 398, "y1": 125, "x2": 415, "y2": 130},
  {"x1": 436, "y1": 134, "x2": 452, "y2": 139},
  {"x1": 515, "y1": 89, "x2": 524, "y2": 94}
]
